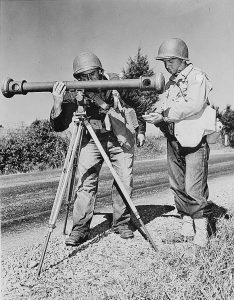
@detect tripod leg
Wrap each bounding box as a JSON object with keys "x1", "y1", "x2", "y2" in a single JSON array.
[
  {"x1": 55, "y1": 122, "x2": 80, "y2": 197},
  {"x1": 63, "y1": 144, "x2": 81, "y2": 234},
  {"x1": 37, "y1": 121, "x2": 84, "y2": 277},
  {"x1": 84, "y1": 120, "x2": 158, "y2": 251},
  {"x1": 63, "y1": 167, "x2": 75, "y2": 235},
  {"x1": 37, "y1": 229, "x2": 52, "y2": 278}
]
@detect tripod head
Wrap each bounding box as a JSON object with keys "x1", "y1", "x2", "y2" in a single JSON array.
[{"x1": 1, "y1": 73, "x2": 165, "y2": 98}]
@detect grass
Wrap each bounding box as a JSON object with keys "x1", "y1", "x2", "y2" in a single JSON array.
[
  {"x1": 3, "y1": 213, "x2": 233, "y2": 300},
  {"x1": 60, "y1": 216, "x2": 234, "y2": 300}
]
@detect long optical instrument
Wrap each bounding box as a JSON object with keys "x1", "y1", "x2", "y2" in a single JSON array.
[{"x1": 1, "y1": 73, "x2": 165, "y2": 98}]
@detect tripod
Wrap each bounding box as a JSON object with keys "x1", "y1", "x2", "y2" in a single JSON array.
[{"x1": 37, "y1": 105, "x2": 158, "y2": 277}]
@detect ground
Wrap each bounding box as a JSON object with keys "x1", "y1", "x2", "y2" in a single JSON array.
[{"x1": 2, "y1": 173, "x2": 234, "y2": 300}]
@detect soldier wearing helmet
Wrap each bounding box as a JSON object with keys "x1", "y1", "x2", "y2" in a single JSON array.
[
  {"x1": 143, "y1": 38, "x2": 214, "y2": 247},
  {"x1": 72, "y1": 52, "x2": 103, "y2": 76},
  {"x1": 50, "y1": 52, "x2": 147, "y2": 246}
]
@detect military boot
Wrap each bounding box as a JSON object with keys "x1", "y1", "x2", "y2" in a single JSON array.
[
  {"x1": 193, "y1": 218, "x2": 209, "y2": 247},
  {"x1": 113, "y1": 224, "x2": 134, "y2": 239},
  {"x1": 65, "y1": 228, "x2": 89, "y2": 247},
  {"x1": 180, "y1": 216, "x2": 195, "y2": 238}
]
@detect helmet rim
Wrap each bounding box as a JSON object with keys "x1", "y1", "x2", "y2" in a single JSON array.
[
  {"x1": 73, "y1": 52, "x2": 103, "y2": 77},
  {"x1": 156, "y1": 38, "x2": 189, "y2": 61}
]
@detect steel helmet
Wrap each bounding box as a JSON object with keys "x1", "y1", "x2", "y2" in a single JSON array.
[
  {"x1": 73, "y1": 52, "x2": 103, "y2": 77},
  {"x1": 156, "y1": 38, "x2": 189, "y2": 61}
]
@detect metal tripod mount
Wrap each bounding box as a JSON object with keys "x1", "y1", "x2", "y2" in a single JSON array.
[{"x1": 37, "y1": 101, "x2": 158, "y2": 278}]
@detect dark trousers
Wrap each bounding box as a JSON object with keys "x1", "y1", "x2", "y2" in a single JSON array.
[{"x1": 72, "y1": 131, "x2": 134, "y2": 232}]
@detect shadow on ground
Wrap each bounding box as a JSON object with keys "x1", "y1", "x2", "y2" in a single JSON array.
[
  {"x1": 63, "y1": 204, "x2": 175, "y2": 263},
  {"x1": 90, "y1": 202, "x2": 232, "y2": 244},
  {"x1": 46, "y1": 202, "x2": 232, "y2": 272},
  {"x1": 205, "y1": 201, "x2": 231, "y2": 236},
  {"x1": 90, "y1": 204, "x2": 175, "y2": 240}
]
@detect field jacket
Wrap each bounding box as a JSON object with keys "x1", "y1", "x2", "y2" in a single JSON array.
[
  {"x1": 157, "y1": 63, "x2": 215, "y2": 147},
  {"x1": 50, "y1": 73, "x2": 147, "y2": 135}
]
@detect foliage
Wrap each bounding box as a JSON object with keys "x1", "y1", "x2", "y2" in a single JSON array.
[
  {"x1": 0, "y1": 120, "x2": 166, "y2": 174},
  {"x1": 122, "y1": 47, "x2": 159, "y2": 107},
  {"x1": 220, "y1": 105, "x2": 234, "y2": 147},
  {"x1": 211, "y1": 104, "x2": 222, "y2": 120},
  {"x1": 0, "y1": 119, "x2": 69, "y2": 174},
  {"x1": 220, "y1": 105, "x2": 234, "y2": 132},
  {"x1": 122, "y1": 47, "x2": 154, "y2": 79}
]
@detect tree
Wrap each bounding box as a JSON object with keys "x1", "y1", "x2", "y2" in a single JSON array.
[
  {"x1": 122, "y1": 47, "x2": 159, "y2": 108},
  {"x1": 122, "y1": 47, "x2": 154, "y2": 79}
]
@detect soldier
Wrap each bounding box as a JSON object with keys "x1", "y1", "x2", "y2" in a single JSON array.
[
  {"x1": 143, "y1": 38, "x2": 213, "y2": 247},
  {"x1": 50, "y1": 52, "x2": 147, "y2": 246}
]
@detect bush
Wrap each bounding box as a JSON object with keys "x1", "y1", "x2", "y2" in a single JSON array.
[
  {"x1": 228, "y1": 131, "x2": 234, "y2": 147},
  {"x1": 0, "y1": 120, "x2": 69, "y2": 174},
  {"x1": 220, "y1": 105, "x2": 234, "y2": 148}
]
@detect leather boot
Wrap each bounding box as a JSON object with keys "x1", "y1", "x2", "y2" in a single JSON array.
[
  {"x1": 180, "y1": 216, "x2": 195, "y2": 238},
  {"x1": 65, "y1": 229, "x2": 89, "y2": 247},
  {"x1": 113, "y1": 224, "x2": 134, "y2": 239},
  {"x1": 193, "y1": 218, "x2": 209, "y2": 247}
]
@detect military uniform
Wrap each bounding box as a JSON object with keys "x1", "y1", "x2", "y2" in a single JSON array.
[
  {"x1": 158, "y1": 63, "x2": 213, "y2": 219},
  {"x1": 50, "y1": 73, "x2": 147, "y2": 238}
]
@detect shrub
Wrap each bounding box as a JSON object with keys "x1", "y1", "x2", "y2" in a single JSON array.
[
  {"x1": 220, "y1": 105, "x2": 234, "y2": 148},
  {"x1": 0, "y1": 120, "x2": 69, "y2": 174},
  {"x1": 228, "y1": 131, "x2": 234, "y2": 147}
]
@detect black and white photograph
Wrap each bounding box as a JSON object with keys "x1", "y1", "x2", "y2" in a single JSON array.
[{"x1": 1, "y1": 0, "x2": 234, "y2": 299}]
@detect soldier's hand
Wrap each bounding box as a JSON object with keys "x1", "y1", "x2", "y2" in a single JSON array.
[
  {"x1": 142, "y1": 112, "x2": 163, "y2": 124},
  {"x1": 137, "y1": 133, "x2": 145, "y2": 147},
  {"x1": 52, "y1": 81, "x2": 66, "y2": 105},
  {"x1": 51, "y1": 82, "x2": 66, "y2": 117}
]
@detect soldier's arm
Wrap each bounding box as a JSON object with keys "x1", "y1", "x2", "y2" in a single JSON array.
[
  {"x1": 50, "y1": 102, "x2": 77, "y2": 132},
  {"x1": 50, "y1": 88, "x2": 77, "y2": 132}
]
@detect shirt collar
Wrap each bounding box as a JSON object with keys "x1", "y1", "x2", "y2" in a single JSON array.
[{"x1": 170, "y1": 63, "x2": 193, "y2": 83}]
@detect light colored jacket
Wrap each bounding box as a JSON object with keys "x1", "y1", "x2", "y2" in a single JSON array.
[{"x1": 162, "y1": 63, "x2": 216, "y2": 147}]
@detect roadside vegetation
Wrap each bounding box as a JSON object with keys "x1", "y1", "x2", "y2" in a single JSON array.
[
  {"x1": 0, "y1": 119, "x2": 69, "y2": 174},
  {"x1": 0, "y1": 119, "x2": 167, "y2": 175},
  {"x1": 0, "y1": 116, "x2": 233, "y2": 175}
]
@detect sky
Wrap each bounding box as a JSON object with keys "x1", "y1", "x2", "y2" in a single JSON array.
[{"x1": 1, "y1": 0, "x2": 234, "y2": 128}]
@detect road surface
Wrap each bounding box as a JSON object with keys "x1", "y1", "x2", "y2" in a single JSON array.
[{"x1": 1, "y1": 152, "x2": 234, "y2": 230}]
